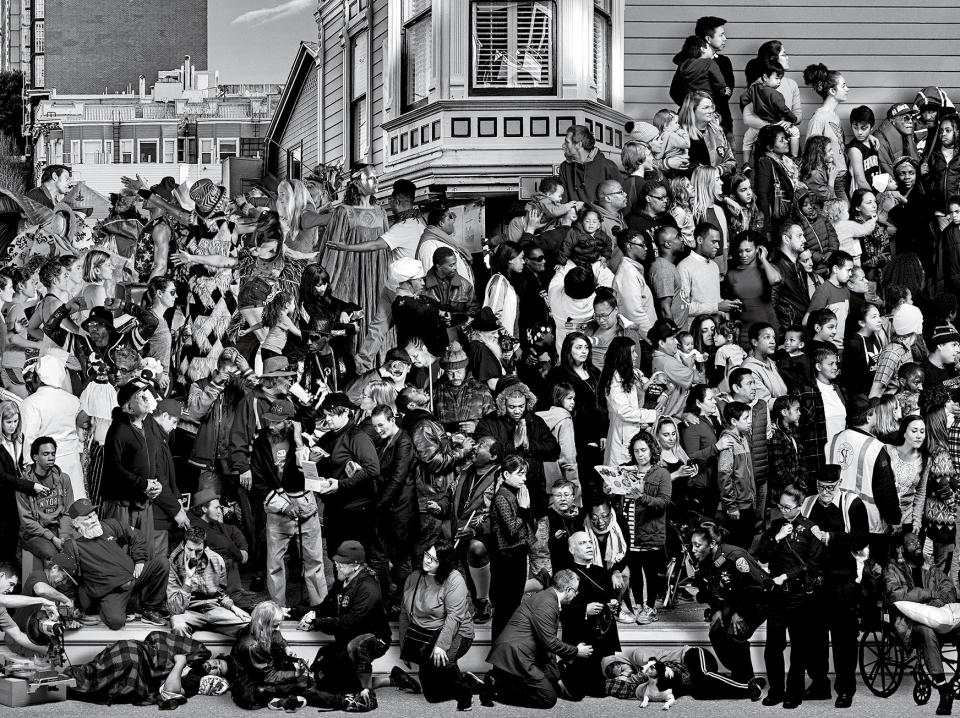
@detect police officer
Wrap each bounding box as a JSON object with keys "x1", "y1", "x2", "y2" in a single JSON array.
[
  {"x1": 756, "y1": 484, "x2": 824, "y2": 709},
  {"x1": 799, "y1": 464, "x2": 870, "y2": 709},
  {"x1": 690, "y1": 521, "x2": 771, "y2": 690}
]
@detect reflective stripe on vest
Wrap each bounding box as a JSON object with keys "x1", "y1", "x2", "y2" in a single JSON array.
[{"x1": 828, "y1": 430, "x2": 885, "y2": 533}]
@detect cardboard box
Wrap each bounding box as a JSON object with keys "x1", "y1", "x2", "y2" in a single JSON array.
[{"x1": 0, "y1": 675, "x2": 74, "y2": 707}]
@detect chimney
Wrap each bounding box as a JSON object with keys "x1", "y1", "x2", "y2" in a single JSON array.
[
  {"x1": 138, "y1": 75, "x2": 146, "y2": 98},
  {"x1": 183, "y1": 55, "x2": 192, "y2": 91}
]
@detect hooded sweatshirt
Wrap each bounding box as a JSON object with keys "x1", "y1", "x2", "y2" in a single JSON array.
[
  {"x1": 717, "y1": 428, "x2": 755, "y2": 512},
  {"x1": 16, "y1": 464, "x2": 74, "y2": 542},
  {"x1": 874, "y1": 117, "x2": 919, "y2": 177}
]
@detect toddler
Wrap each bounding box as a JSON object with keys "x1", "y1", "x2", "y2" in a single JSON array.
[
  {"x1": 671, "y1": 35, "x2": 728, "y2": 106},
  {"x1": 739, "y1": 60, "x2": 800, "y2": 157},
  {"x1": 714, "y1": 320, "x2": 746, "y2": 391},
  {"x1": 677, "y1": 330, "x2": 708, "y2": 370},
  {"x1": 796, "y1": 187, "x2": 839, "y2": 276},
  {"x1": 652, "y1": 109, "x2": 690, "y2": 169},
  {"x1": 558, "y1": 208, "x2": 613, "y2": 270},
  {"x1": 506, "y1": 176, "x2": 579, "y2": 242},
  {"x1": 775, "y1": 325, "x2": 812, "y2": 388},
  {"x1": 824, "y1": 198, "x2": 876, "y2": 264}
]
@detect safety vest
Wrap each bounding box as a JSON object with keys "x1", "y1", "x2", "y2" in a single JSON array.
[
  {"x1": 827, "y1": 429, "x2": 885, "y2": 533},
  {"x1": 800, "y1": 490, "x2": 860, "y2": 534}
]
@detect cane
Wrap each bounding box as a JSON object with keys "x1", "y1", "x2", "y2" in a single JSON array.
[
  {"x1": 454, "y1": 509, "x2": 477, "y2": 550},
  {"x1": 295, "y1": 509, "x2": 307, "y2": 609}
]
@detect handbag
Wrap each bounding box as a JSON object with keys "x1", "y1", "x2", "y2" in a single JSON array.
[
  {"x1": 399, "y1": 573, "x2": 442, "y2": 663},
  {"x1": 771, "y1": 172, "x2": 792, "y2": 221}
]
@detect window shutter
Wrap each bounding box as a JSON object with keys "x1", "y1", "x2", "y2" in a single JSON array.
[
  {"x1": 593, "y1": 9, "x2": 610, "y2": 102},
  {"x1": 403, "y1": 16, "x2": 431, "y2": 108},
  {"x1": 472, "y1": 1, "x2": 554, "y2": 90}
]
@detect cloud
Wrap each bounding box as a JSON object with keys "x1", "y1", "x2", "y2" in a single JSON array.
[{"x1": 232, "y1": 0, "x2": 313, "y2": 26}]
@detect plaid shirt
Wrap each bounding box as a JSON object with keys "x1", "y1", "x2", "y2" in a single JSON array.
[
  {"x1": 872, "y1": 342, "x2": 911, "y2": 395},
  {"x1": 769, "y1": 423, "x2": 807, "y2": 494},
  {"x1": 72, "y1": 630, "x2": 210, "y2": 701},
  {"x1": 167, "y1": 545, "x2": 228, "y2": 615},
  {"x1": 798, "y1": 382, "x2": 846, "y2": 483},
  {"x1": 433, "y1": 378, "x2": 494, "y2": 431},
  {"x1": 605, "y1": 674, "x2": 643, "y2": 699}
]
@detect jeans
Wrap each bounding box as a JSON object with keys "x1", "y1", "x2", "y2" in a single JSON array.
[
  {"x1": 170, "y1": 604, "x2": 250, "y2": 638},
  {"x1": 266, "y1": 512, "x2": 327, "y2": 607}
]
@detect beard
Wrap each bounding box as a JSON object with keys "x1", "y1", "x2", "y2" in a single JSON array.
[{"x1": 77, "y1": 522, "x2": 104, "y2": 539}]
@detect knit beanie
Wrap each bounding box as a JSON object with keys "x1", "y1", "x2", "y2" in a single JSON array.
[{"x1": 441, "y1": 341, "x2": 469, "y2": 370}]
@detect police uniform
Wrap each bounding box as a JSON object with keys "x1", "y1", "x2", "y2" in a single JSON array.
[
  {"x1": 694, "y1": 543, "x2": 772, "y2": 683},
  {"x1": 756, "y1": 516, "x2": 823, "y2": 704}
]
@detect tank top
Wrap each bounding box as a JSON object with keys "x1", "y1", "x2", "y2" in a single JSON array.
[{"x1": 845, "y1": 137, "x2": 880, "y2": 193}]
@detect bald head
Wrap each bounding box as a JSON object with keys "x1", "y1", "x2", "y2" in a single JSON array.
[
  {"x1": 568, "y1": 531, "x2": 594, "y2": 564},
  {"x1": 597, "y1": 180, "x2": 627, "y2": 210}
]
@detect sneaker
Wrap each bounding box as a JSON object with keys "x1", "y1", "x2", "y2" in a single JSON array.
[
  {"x1": 284, "y1": 696, "x2": 307, "y2": 713},
  {"x1": 268, "y1": 698, "x2": 286, "y2": 711},
  {"x1": 141, "y1": 610, "x2": 167, "y2": 627},
  {"x1": 616, "y1": 608, "x2": 636, "y2": 624},
  {"x1": 390, "y1": 666, "x2": 421, "y2": 694},
  {"x1": 473, "y1": 599, "x2": 492, "y2": 624},
  {"x1": 360, "y1": 689, "x2": 377, "y2": 710},
  {"x1": 462, "y1": 672, "x2": 485, "y2": 695},
  {"x1": 455, "y1": 682, "x2": 473, "y2": 711},
  {"x1": 748, "y1": 677, "x2": 767, "y2": 702}
]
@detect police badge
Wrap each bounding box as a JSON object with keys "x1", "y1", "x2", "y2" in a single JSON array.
[{"x1": 735, "y1": 557, "x2": 750, "y2": 573}]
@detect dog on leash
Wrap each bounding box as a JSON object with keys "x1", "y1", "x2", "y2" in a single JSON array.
[{"x1": 639, "y1": 658, "x2": 678, "y2": 710}]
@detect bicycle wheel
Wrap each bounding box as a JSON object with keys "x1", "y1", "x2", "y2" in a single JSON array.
[
  {"x1": 859, "y1": 623, "x2": 905, "y2": 698},
  {"x1": 663, "y1": 557, "x2": 679, "y2": 609}
]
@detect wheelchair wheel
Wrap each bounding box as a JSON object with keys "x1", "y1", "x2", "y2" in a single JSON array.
[
  {"x1": 860, "y1": 623, "x2": 905, "y2": 697},
  {"x1": 914, "y1": 662, "x2": 932, "y2": 706}
]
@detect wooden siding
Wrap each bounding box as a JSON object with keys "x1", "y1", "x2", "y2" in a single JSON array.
[
  {"x1": 322, "y1": 0, "x2": 346, "y2": 164},
  {"x1": 370, "y1": 0, "x2": 388, "y2": 169},
  {"x1": 277, "y1": 66, "x2": 320, "y2": 179},
  {"x1": 624, "y1": 0, "x2": 960, "y2": 143}
]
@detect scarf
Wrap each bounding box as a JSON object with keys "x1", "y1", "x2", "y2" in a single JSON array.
[
  {"x1": 584, "y1": 509, "x2": 627, "y2": 570},
  {"x1": 418, "y1": 224, "x2": 474, "y2": 269}
]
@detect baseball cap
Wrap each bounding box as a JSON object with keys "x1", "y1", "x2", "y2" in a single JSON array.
[
  {"x1": 262, "y1": 399, "x2": 297, "y2": 423},
  {"x1": 384, "y1": 348, "x2": 411, "y2": 366},
  {"x1": 332, "y1": 540, "x2": 365, "y2": 564},
  {"x1": 891, "y1": 304, "x2": 923, "y2": 336},
  {"x1": 320, "y1": 392, "x2": 355, "y2": 413},
  {"x1": 67, "y1": 498, "x2": 96, "y2": 518},
  {"x1": 887, "y1": 103, "x2": 918, "y2": 119},
  {"x1": 154, "y1": 397, "x2": 183, "y2": 418},
  {"x1": 648, "y1": 318, "x2": 681, "y2": 348}
]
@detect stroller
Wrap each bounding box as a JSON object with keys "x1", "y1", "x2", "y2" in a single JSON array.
[{"x1": 662, "y1": 513, "x2": 704, "y2": 609}]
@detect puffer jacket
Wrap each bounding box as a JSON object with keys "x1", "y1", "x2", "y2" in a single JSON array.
[
  {"x1": 718, "y1": 396, "x2": 768, "y2": 487},
  {"x1": 230, "y1": 625, "x2": 306, "y2": 709},
  {"x1": 402, "y1": 408, "x2": 472, "y2": 548},
  {"x1": 717, "y1": 428, "x2": 755, "y2": 512},
  {"x1": 926, "y1": 147, "x2": 960, "y2": 214},
  {"x1": 374, "y1": 427, "x2": 417, "y2": 542},
  {"x1": 619, "y1": 464, "x2": 672, "y2": 550}
]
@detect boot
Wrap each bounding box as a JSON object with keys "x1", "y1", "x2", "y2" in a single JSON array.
[{"x1": 937, "y1": 684, "x2": 954, "y2": 716}]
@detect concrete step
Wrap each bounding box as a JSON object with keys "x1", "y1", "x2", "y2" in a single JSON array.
[{"x1": 62, "y1": 617, "x2": 774, "y2": 674}]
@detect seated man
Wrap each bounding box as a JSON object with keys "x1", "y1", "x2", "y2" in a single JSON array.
[
  {"x1": 167, "y1": 526, "x2": 251, "y2": 638},
  {"x1": 16, "y1": 436, "x2": 75, "y2": 560},
  {"x1": 883, "y1": 531, "x2": 958, "y2": 714},
  {"x1": 0, "y1": 561, "x2": 57, "y2": 659},
  {"x1": 63, "y1": 498, "x2": 168, "y2": 629},
  {"x1": 299, "y1": 541, "x2": 392, "y2": 706},
  {"x1": 485, "y1": 569, "x2": 593, "y2": 709},
  {"x1": 189, "y1": 489, "x2": 255, "y2": 608}
]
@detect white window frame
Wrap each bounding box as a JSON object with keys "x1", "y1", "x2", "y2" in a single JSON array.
[
  {"x1": 162, "y1": 138, "x2": 176, "y2": 164},
  {"x1": 470, "y1": 0, "x2": 556, "y2": 94},
  {"x1": 34, "y1": 0, "x2": 45, "y2": 18},
  {"x1": 81, "y1": 139, "x2": 102, "y2": 164},
  {"x1": 217, "y1": 138, "x2": 239, "y2": 161},
  {"x1": 199, "y1": 138, "x2": 214, "y2": 164},
  {"x1": 68, "y1": 140, "x2": 80, "y2": 165},
  {"x1": 592, "y1": 0, "x2": 611, "y2": 104},
  {"x1": 137, "y1": 138, "x2": 159, "y2": 163},
  {"x1": 34, "y1": 21, "x2": 44, "y2": 53},
  {"x1": 104, "y1": 140, "x2": 114, "y2": 164},
  {"x1": 119, "y1": 139, "x2": 134, "y2": 164},
  {"x1": 350, "y1": 31, "x2": 369, "y2": 163},
  {"x1": 400, "y1": 0, "x2": 431, "y2": 112},
  {"x1": 33, "y1": 54, "x2": 44, "y2": 88}
]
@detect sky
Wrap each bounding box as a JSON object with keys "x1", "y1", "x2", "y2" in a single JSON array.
[{"x1": 208, "y1": 0, "x2": 317, "y2": 84}]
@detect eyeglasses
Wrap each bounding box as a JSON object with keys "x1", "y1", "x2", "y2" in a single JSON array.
[
  {"x1": 423, "y1": 552, "x2": 439, "y2": 564},
  {"x1": 627, "y1": 241, "x2": 647, "y2": 248},
  {"x1": 776, "y1": 503, "x2": 798, "y2": 512},
  {"x1": 606, "y1": 190, "x2": 627, "y2": 197},
  {"x1": 527, "y1": 255, "x2": 546, "y2": 262},
  {"x1": 648, "y1": 194, "x2": 668, "y2": 201},
  {"x1": 590, "y1": 511, "x2": 611, "y2": 522},
  {"x1": 594, "y1": 308, "x2": 615, "y2": 320}
]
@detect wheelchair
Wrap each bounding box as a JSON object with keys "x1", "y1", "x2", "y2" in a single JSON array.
[{"x1": 859, "y1": 603, "x2": 960, "y2": 704}]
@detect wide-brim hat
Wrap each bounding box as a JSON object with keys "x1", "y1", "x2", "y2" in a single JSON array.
[
  {"x1": 470, "y1": 307, "x2": 501, "y2": 333},
  {"x1": 189, "y1": 178, "x2": 227, "y2": 217},
  {"x1": 260, "y1": 356, "x2": 297, "y2": 378},
  {"x1": 193, "y1": 489, "x2": 219, "y2": 509},
  {"x1": 81, "y1": 305, "x2": 116, "y2": 332},
  {"x1": 172, "y1": 180, "x2": 195, "y2": 211}
]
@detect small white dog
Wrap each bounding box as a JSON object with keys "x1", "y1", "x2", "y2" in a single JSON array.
[{"x1": 639, "y1": 658, "x2": 677, "y2": 710}]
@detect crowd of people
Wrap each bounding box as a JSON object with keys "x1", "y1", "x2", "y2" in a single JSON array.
[{"x1": 1, "y1": 13, "x2": 960, "y2": 715}]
